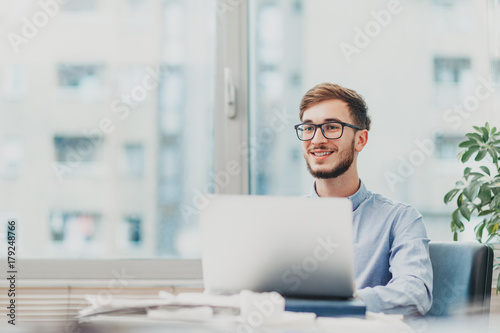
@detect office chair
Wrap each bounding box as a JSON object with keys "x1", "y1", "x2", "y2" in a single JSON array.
[{"x1": 426, "y1": 241, "x2": 494, "y2": 317}]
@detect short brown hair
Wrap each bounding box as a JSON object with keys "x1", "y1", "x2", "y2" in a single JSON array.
[{"x1": 299, "y1": 83, "x2": 371, "y2": 131}]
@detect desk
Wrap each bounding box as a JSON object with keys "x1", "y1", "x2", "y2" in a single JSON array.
[
  {"x1": 72, "y1": 315, "x2": 498, "y2": 333},
  {"x1": 74, "y1": 311, "x2": 414, "y2": 333}
]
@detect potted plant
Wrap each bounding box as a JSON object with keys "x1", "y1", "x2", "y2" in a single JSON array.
[{"x1": 444, "y1": 122, "x2": 500, "y2": 293}]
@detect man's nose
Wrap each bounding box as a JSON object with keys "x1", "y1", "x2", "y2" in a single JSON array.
[{"x1": 311, "y1": 127, "x2": 328, "y2": 145}]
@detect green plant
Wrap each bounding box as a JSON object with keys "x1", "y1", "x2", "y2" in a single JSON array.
[{"x1": 444, "y1": 122, "x2": 500, "y2": 293}]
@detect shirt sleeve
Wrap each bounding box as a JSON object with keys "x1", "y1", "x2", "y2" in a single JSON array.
[{"x1": 356, "y1": 206, "x2": 433, "y2": 317}]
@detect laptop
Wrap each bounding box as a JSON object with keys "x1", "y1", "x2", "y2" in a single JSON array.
[{"x1": 200, "y1": 194, "x2": 355, "y2": 299}]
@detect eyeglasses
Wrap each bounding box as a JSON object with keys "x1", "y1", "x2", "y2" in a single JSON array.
[{"x1": 294, "y1": 121, "x2": 364, "y2": 141}]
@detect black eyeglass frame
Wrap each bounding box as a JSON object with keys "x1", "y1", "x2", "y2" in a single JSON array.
[{"x1": 294, "y1": 121, "x2": 364, "y2": 141}]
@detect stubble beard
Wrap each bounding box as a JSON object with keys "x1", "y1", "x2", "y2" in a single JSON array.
[{"x1": 305, "y1": 139, "x2": 355, "y2": 179}]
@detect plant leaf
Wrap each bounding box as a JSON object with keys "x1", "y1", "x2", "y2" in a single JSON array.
[
  {"x1": 475, "y1": 149, "x2": 488, "y2": 161},
  {"x1": 485, "y1": 231, "x2": 499, "y2": 244},
  {"x1": 478, "y1": 184, "x2": 492, "y2": 204},
  {"x1": 452, "y1": 209, "x2": 464, "y2": 230},
  {"x1": 470, "y1": 172, "x2": 485, "y2": 182},
  {"x1": 464, "y1": 167, "x2": 472, "y2": 177},
  {"x1": 480, "y1": 166, "x2": 491, "y2": 176},
  {"x1": 461, "y1": 146, "x2": 479, "y2": 162},
  {"x1": 480, "y1": 127, "x2": 489, "y2": 141},
  {"x1": 464, "y1": 182, "x2": 480, "y2": 202},
  {"x1": 466, "y1": 132, "x2": 483, "y2": 143},
  {"x1": 457, "y1": 192, "x2": 464, "y2": 206},
  {"x1": 479, "y1": 209, "x2": 493, "y2": 216},
  {"x1": 475, "y1": 221, "x2": 485, "y2": 242},
  {"x1": 459, "y1": 140, "x2": 476, "y2": 148},
  {"x1": 459, "y1": 204, "x2": 472, "y2": 221},
  {"x1": 492, "y1": 193, "x2": 500, "y2": 209},
  {"x1": 497, "y1": 273, "x2": 500, "y2": 295},
  {"x1": 469, "y1": 172, "x2": 484, "y2": 177},
  {"x1": 488, "y1": 148, "x2": 498, "y2": 164},
  {"x1": 444, "y1": 188, "x2": 460, "y2": 204}
]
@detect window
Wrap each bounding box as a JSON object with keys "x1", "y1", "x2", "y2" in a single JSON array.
[
  {"x1": 434, "y1": 57, "x2": 472, "y2": 84},
  {"x1": 1, "y1": 65, "x2": 26, "y2": 101},
  {"x1": 125, "y1": 0, "x2": 152, "y2": 29},
  {"x1": 493, "y1": 59, "x2": 500, "y2": 84},
  {"x1": 49, "y1": 212, "x2": 100, "y2": 255},
  {"x1": 120, "y1": 143, "x2": 144, "y2": 177},
  {"x1": 120, "y1": 215, "x2": 143, "y2": 247},
  {"x1": 0, "y1": 138, "x2": 23, "y2": 178},
  {"x1": 434, "y1": 57, "x2": 473, "y2": 106},
  {"x1": 1, "y1": 0, "x2": 498, "y2": 280},
  {"x1": 57, "y1": 64, "x2": 103, "y2": 88},
  {"x1": 57, "y1": 63, "x2": 105, "y2": 101},
  {"x1": 0, "y1": 0, "x2": 215, "y2": 260},
  {"x1": 61, "y1": 0, "x2": 98, "y2": 12},
  {"x1": 54, "y1": 136, "x2": 102, "y2": 164},
  {"x1": 435, "y1": 135, "x2": 463, "y2": 160},
  {"x1": 431, "y1": 0, "x2": 474, "y2": 32}
]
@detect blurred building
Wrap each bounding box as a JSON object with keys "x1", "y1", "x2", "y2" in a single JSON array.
[{"x1": 0, "y1": 0, "x2": 214, "y2": 258}]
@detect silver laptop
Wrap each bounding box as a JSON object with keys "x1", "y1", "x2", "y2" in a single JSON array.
[{"x1": 200, "y1": 194, "x2": 355, "y2": 299}]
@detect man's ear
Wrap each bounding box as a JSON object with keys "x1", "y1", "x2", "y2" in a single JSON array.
[{"x1": 355, "y1": 130, "x2": 368, "y2": 153}]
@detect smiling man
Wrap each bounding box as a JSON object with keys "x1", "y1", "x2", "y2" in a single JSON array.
[{"x1": 296, "y1": 83, "x2": 433, "y2": 317}]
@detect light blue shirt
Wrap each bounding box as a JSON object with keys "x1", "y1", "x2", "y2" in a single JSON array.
[{"x1": 308, "y1": 180, "x2": 433, "y2": 317}]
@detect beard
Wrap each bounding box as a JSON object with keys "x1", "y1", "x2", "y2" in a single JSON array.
[{"x1": 305, "y1": 139, "x2": 355, "y2": 179}]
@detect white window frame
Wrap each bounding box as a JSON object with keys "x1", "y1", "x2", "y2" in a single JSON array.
[{"x1": 8, "y1": 0, "x2": 249, "y2": 286}]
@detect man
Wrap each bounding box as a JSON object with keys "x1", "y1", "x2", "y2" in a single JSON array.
[{"x1": 295, "y1": 82, "x2": 433, "y2": 317}]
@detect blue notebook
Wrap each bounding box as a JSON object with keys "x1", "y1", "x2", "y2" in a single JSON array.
[{"x1": 285, "y1": 297, "x2": 366, "y2": 317}]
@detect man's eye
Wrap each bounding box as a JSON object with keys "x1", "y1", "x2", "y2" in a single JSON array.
[
  {"x1": 303, "y1": 126, "x2": 314, "y2": 131},
  {"x1": 325, "y1": 125, "x2": 339, "y2": 130}
]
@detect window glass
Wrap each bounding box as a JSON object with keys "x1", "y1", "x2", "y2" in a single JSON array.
[
  {"x1": 49, "y1": 212, "x2": 99, "y2": 250},
  {"x1": 120, "y1": 143, "x2": 144, "y2": 177},
  {"x1": 0, "y1": 138, "x2": 23, "y2": 178},
  {"x1": 493, "y1": 59, "x2": 500, "y2": 84},
  {"x1": 1, "y1": 65, "x2": 26, "y2": 101},
  {"x1": 61, "y1": 0, "x2": 98, "y2": 12},
  {"x1": 249, "y1": 0, "x2": 500, "y2": 242},
  {"x1": 0, "y1": 0, "x2": 215, "y2": 259}
]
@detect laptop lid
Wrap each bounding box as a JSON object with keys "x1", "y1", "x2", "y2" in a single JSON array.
[{"x1": 200, "y1": 194, "x2": 354, "y2": 299}]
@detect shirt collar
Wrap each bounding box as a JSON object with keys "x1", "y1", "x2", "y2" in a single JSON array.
[{"x1": 310, "y1": 179, "x2": 369, "y2": 211}]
